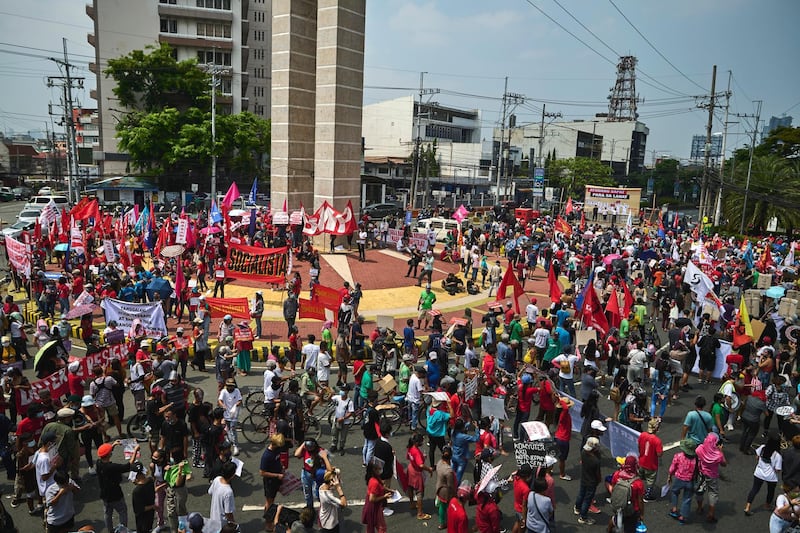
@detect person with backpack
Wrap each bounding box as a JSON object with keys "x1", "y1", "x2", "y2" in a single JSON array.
[
  {"x1": 667, "y1": 439, "x2": 699, "y2": 525},
  {"x1": 681, "y1": 395, "x2": 714, "y2": 445},
  {"x1": 608, "y1": 455, "x2": 645, "y2": 533},
  {"x1": 551, "y1": 347, "x2": 579, "y2": 396},
  {"x1": 574, "y1": 436, "x2": 602, "y2": 525},
  {"x1": 619, "y1": 388, "x2": 647, "y2": 432},
  {"x1": 695, "y1": 432, "x2": 727, "y2": 523}
]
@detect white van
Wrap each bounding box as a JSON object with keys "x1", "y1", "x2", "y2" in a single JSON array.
[
  {"x1": 415, "y1": 217, "x2": 462, "y2": 242},
  {"x1": 26, "y1": 195, "x2": 70, "y2": 210}
]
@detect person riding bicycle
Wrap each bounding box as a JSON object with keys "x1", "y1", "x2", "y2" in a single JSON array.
[{"x1": 301, "y1": 368, "x2": 323, "y2": 415}]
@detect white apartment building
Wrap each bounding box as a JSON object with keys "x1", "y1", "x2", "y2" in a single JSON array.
[{"x1": 86, "y1": 0, "x2": 270, "y2": 177}]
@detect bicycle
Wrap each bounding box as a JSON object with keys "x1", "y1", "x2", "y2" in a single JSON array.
[
  {"x1": 241, "y1": 408, "x2": 270, "y2": 445},
  {"x1": 245, "y1": 388, "x2": 265, "y2": 414}
]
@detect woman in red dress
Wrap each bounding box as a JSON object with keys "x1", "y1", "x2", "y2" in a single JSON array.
[
  {"x1": 406, "y1": 432, "x2": 434, "y2": 520},
  {"x1": 362, "y1": 458, "x2": 392, "y2": 533}
]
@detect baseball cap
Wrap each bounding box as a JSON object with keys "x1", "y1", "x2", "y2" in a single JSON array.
[
  {"x1": 590, "y1": 420, "x2": 607, "y2": 432},
  {"x1": 57, "y1": 408, "x2": 75, "y2": 419},
  {"x1": 583, "y1": 436, "x2": 600, "y2": 452}
]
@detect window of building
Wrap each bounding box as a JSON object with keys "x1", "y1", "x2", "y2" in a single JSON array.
[
  {"x1": 104, "y1": 190, "x2": 120, "y2": 202},
  {"x1": 197, "y1": 50, "x2": 231, "y2": 66},
  {"x1": 160, "y1": 18, "x2": 178, "y2": 34},
  {"x1": 196, "y1": 0, "x2": 231, "y2": 10},
  {"x1": 160, "y1": 0, "x2": 177, "y2": 4},
  {"x1": 197, "y1": 22, "x2": 231, "y2": 38},
  {"x1": 221, "y1": 78, "x2": 232, "y2": 95}
]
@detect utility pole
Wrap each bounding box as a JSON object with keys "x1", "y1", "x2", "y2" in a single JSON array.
[
  {"x1": 713, "y1": 71, "x2": 732, "y2": 227},
  {"x1": 496, "y1": 77, "x2": 508, "y2": 203},
  {"x1": 495, "y1": 78, "x2": 524, "y2": 202},
  {"x1": 47, "y1": 39, "x2": 83, "y2": 204},
  {"x1": 698, "y1": 65, "x2": 717, "y2": 224},
  {"x1": 409, "y1": 72, "x2": 438, "y2": 209},
  {"x1": 739, "y1": 100, "x2": 762, "y2": 234},
  {"x1": 205, "y1": 65, "x2": 229, "y2": 203}
]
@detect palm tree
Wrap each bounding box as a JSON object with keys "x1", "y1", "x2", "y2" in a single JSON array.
[{"x1": 721, "y1": 155, "x2": 800, "y2": 234}]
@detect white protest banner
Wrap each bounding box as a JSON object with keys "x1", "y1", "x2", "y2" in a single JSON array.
[
  {"x1": 103, "y1": 239, "x2": 116, "y2": 262},
  {"x1": 607, "y1": 420, "x2": 640, "y2": 459},
  {"x1": 464, "y1": 377, "x2": 478, "y2": 401},
  {"x1": 175, "y1": 218, "x2": 189, "y2": 244},
  {"x1": 481, "y1": 395, "x2": 507, "y2": 420},
  {"x1": 561, "y1": 392, "x2": 611, "y2": 449},
  {"x1": 691, "y1": 339, "x2": 733, "y2": 379},
  {"x1": 386, "y1": 228, "x2": 428, "y2": 251},
  {"x1": 101, "y1": 298, "x2": 167, "y2": 338},
  {"x1": 73, "y1": 290, "x2": 95, "y2": 307},
  {"x1": 5, "y1": 236, "x2": 30, "y2": 277}
]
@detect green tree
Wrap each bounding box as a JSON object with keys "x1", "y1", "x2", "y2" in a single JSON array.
[
  {"x1": 106, "y1": 44, "x2": 270, "y2": 188},
  {"x1": 104, "y1": 43, "x2": 209, "y2": 112},
  {"x1": 721, "y1": 155, "x2": 800, "y2": 233},
  {"x1": 547, "y1": 157, "x2": 614, "y2": 198}
]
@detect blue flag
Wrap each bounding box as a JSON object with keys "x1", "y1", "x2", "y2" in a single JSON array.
[
  {"x1": 575, "y1": 269, "x2": 594, "y2": 312},
  {"x1": 134, "y1": 205, "x2": 149, "y2": 234},
  {"x1": 248, "y1": 177, "x2": 258, "y2": 205},
  {"x1": 210, "y1": 200, "x2": 223, "y2": 224},
  {"x1": 249, "y1": 208, "x2": 257, "y2": 239},
  {"x1": 743, "y1": 242, "x2": 754, "y2": 269}
]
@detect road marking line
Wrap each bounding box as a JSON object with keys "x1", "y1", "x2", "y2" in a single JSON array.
[{"x1": 243, "y1": 497, "x2": 408, "y2": 511}]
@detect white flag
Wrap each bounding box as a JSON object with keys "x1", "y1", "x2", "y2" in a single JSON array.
[
  {"x1": 685, "y1": 261, "x2": 715, "y2": 303},
  {"x1": 38, "y1": 199, "x2": 58, "y2": 226}
]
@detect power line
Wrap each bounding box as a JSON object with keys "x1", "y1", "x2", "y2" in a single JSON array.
[{"x1": 606, "y1": 0, "x2": 708, "y2": 93}]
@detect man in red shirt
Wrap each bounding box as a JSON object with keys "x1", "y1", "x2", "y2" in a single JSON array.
[
  {"x1": 447, "y1": 481, "x2": 471, "y2": 533},
  {"x1": 554, "y1": 396, "x2": 573, "y2": 480},
  {"x1": 637, "y1": 419, "x2": 663, "y2": 502},
  {"x1": 504, "y1": 302, "x2": 515, "y2": 326},
  {"x1": 512, "y1": 464, "x2": 532, "y2": 530}
]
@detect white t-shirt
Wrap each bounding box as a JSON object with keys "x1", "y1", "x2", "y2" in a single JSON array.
[
  {"x1": 208, "y1": 476, "x2": 235, "y2": 524},
  {"x1": 464, "y1": 347, "x2": 476, "y2": 370},
  {"x1": 263, "y1": 369, "x2": 275, "y2": 396},
  {"x1": 629, "y1": 349, "x2": 648, "y2": 370},
  {"x1": 407, "y1": 373, "x2": 423, "y2": 404},
  {"x1": 35, "y1": 450, "x2": 54, "y2": 496},
  {"x1": 317, "y1": 351, "x2": 332, "y2": 382},
  {"x1": 332, "y1": 395, "x2": 354, "y2": 424},
  {"x1": 553, "y1": 354, "x2": 579, "y2": 380},
  {"x1": 385, "y1": 347, "x2": 397, "y2": 372},
  {"x1": 302, "y1": 343, "x2": 320, "y2": 371},
  {"x1": 754, "y1": 446, "x2": 782, "y2": 482},
  {"x1": 318, "y1": 488, "x2": 343, "y2": 529},
  {"x1": 264, "y1": 385, "x2": 281, "y2": 404},
  {"x1": 218, "y1": 388, "x2": 242, "y2": 422},
  {"x1": 526, "y1": 304, "x2": 539, "y2": 324},
  {"x1": 129, "y1": 362, "x2": 146, "y2": 392},
  {"x1": 533, "y1": 328, "x2": 550, "y2": 349}
]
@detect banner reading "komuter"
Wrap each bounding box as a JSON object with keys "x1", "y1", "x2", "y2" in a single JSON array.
[{"x1": 225, "y1": 243, "x2": 289, "y2": 283}]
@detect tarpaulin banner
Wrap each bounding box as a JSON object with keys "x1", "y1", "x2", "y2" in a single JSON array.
[
  {"x1": 312, "y1": 284, "x2": 341, "y2": 311},
  {"x1": 298, "y1": 298, "x2": 326, "y2": 321},
  {"x1": 385, "y1": 228, "x2": 429, "y2": 252},
  {"x1": 205, "y1": 297, "x2": 251, "y2": 319},
  {"x1": 18, "y1": 343, "x2": 125, "y2": 409},
  {"x1": 103, "y1": 239, "x2": 115, "y2": 262},
  {"x1": 5, "y1": 235, "x2": 30, "y2": 277},
  {"x1": 175, "y1": 218, "x2": 188, "y2": 244},
  {"x1": 101, "y1": 298, "x2": 167, "y2": 338},
  {"x1": 225, "y1": 243, "x2": 288, "y2": 283}
]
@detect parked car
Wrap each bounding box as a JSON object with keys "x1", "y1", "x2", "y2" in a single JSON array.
[
  {"x1": 38, "y1": 186, "x2": 52, "y2": 195},
  {"x1": 26, "y1": 195, "x2": 70, "y2": 210},
  {"x1": 0, "y1": 220, "x2": 34, "y2": 243},
  {"x1": 18, "y1": 207, "x2": 43, "y2": 225},
  {"x1": 12, "y1": 187, "x2": 33, "y2": 201},
  {"x1": 0, "y1": 187, "x2": 14, "y2": 202},
  {"x1": 360, "y1": 202, "x2": 403, "y2": 220}
]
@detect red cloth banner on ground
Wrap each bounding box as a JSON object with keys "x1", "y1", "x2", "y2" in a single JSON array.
[
  {"x1": 312, "y1": 284, "x2": 342, "y2": 311},
  {"x1": 225, "y1": 243, "x2": 289, "y2": 283},
  {"x1": 299, "y1": 298, "x2": 326, "y2": 321},
  {"x1": 205, "y1": 297, "x2": 251, "y2": 319},
  {"x1": 5, "y1": 235, "x2": 30, "y2": 277}
]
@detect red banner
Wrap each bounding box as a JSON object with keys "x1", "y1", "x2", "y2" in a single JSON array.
[
  {"x1": 225, "y1": 243, "x2": 289, "y2": 283},
  {"x1": 312, "y1": 284, "x2": 342, "y2": 311},
  {"x1": 205, "y1": 297, "x2": 251, "y2": 319},
  {"x1": 18, "y1": 343, "x2": 126, "y2": 409},
  {"x1": 299, "y1": 298, "x2": 326, "y2": 321}
]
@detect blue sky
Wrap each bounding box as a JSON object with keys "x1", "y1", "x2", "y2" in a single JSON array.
[{"x1": 1, "y1": 0, "x2": 797, "y2": 161}]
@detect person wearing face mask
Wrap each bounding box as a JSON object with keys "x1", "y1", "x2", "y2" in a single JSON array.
[
  {"x1": 208, "y1": 440, "x2": 235, "y2": 480},
  {"x1": 330, "y1": 384, "x2": 355, "y2": 454},
  {"x1": 149, "y1": 449, "x2": 169, "y2": 533},
  {"x1": 159, "y1": 407, "x2": 190, "y2": 463},
  {"x1": 218, "y1": 378, "x2": 243, "y2": 457},
  {"x1": 164, "y1": 456, "x2": 191, "y2": 533},
  {"x1": 171, "y1": 327, "x2": 191, "y2": 379}
]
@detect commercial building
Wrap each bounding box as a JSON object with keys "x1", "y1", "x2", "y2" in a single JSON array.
[
  {"x1": 762, "y1": 115, "x2": 793, "y2": 139},
  {"x1": 86, "y1": 0, "x2": 271, "y2": 177}
]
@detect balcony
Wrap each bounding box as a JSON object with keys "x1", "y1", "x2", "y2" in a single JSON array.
[
  {"x1": 158, "y1": 34, "x2": 233, "y2": 50},
  {"x1": 87, "y1": 33, "x2": 95, "y2": 47},
  {"x1": 85, "y1": 3, "x2": 95, "y2": 20},
  {"x1": 157, "y1": 3, "x2": 233, "y2": 22}
]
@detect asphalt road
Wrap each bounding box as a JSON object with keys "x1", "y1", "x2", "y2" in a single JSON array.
[{"x1": 0, "y1": 358, "x2": 775, "y2": 533}]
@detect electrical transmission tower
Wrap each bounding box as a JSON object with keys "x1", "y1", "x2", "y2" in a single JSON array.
[{"x1": 607, "y1": 56, "x2": 641, "y2": 122}]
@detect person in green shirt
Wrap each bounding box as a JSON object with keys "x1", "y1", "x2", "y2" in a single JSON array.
[
  {"x1": 509, "y1": 314, "x2": 524, "y2": 361},
  {"x1": 417, "y1": 285, "x2": 437, "y2": 330},
  {"x1": 398, "y1": 355, "x2": 412, "y2": 394},
  {"x1": 360, "y1": 364, "x2": 374, "y2": 402},
  {"x1": 620, "y1": 313, "x2": 632, "y2": 342},
  {"x1": 543, "y1": 333, "x2": 561, "y2": 365},
  {"x1": 710, "y1": 392, "x2": 728, "y2": 438},
  {"x1": 321, "y1": 321, "x2": 333, "y2": 352},
  {"x1": 634, "y1": 299, "x2": 648, "y2": 339}
]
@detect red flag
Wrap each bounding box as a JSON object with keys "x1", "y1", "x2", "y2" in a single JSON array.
[
  {"x1": 342, "y1": 200, "x2": 358, "y2": 235},
  {"x1": 605, "y1": 288, "x2": 621, "y2": 329},
  {"x1": 658, "y1": 214, "x2": 665, "y2": 233},
  {"x1": 579, "y1": 210, "x2": 586, "y2": 232},
  {"x1": 621, "y1": 281, "x2": 635, "y2": 317},
  {"x1": 282, "y1": 198, "x2": 288, "y2": 213},
  {"x1": 118, "y1": 238, "x2": 130, "y2": 269},
  {"x1": 758, "y1": 245, "x2": 774, "y2": 271},
  {"x1": 33, "y1": 220, "x2": 42, "y2": 243},
  {"x1": 496, "y1": 262, "x2": 525, "y2": 313},
  {"x1": 222, "y1": 182, "x2": 240, "y2": 209},
  {"x1": 673, "y1": 213, "x2": 679, "y2": 229},
  {"x1": 554, "y1": 216, "x2": 572, "y2": 237},
  {"x1": 175, "y1": 260, "x2": 185, "y2": 305},
  {"x1": 580, "y1": 280, "x2": 609, "y2": 336},
  {"x1": 70, "y1": 197, "x2": 100, "y2": 221},
  {"x1": 547, "y1": 265, "x2": 562, "y2": 304},
  {"x1": 565, "y1": 197, "x2": 573, "y2": 215}
]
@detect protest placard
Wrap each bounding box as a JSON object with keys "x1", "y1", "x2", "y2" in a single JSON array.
[
  {"x1": 481, "y1": 395, "x2": 507, "y2": 420},
  {"x1": 514, "y1": 440, "x2": 559, "y2": 468}
]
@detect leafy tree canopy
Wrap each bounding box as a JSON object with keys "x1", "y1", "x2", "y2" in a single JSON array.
[
  {"x1": 104, "y1": 43, "x2": 210, "y2": 112},
  {"x1": 547, "y1": 157, "x2": 614, "y2": 198}
]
